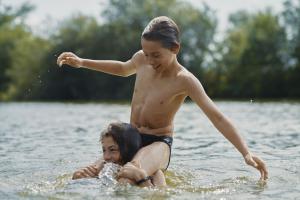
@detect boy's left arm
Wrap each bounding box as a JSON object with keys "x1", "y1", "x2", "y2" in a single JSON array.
[{"x1": 185, "y1": 74, "x2": 268, "y2": 180}]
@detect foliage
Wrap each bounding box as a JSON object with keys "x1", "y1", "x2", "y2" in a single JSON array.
[
  {"x1": 36, "y1": 0, "x2": 217, "y2": 100},
  {"x1": 282, "y1": 0, "x2": 300, "y2": 97},
  {"x1": 205, "y1": 10, "x2": 287, "y2": 98},
  {"x1": 1, "y1": 0, "x2": 300, "y2": 100},
  {"x1": 0, "y1": 2, "x2": 35, "y2": 98}
]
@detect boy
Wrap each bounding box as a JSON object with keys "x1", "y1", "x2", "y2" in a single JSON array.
[{"x1": 57, "y1": 16, "x2": 268, "y2": 182}]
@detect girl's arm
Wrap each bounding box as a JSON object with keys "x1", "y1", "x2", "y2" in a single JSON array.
[
  {"x1": 185, "y1": 73, "x2": 268, "y2": 180},
  {"x1": 56, "y1": 51, "x2": 142, "y2": 77},
  {"x1": 72, "y1": 159, "x2": 104, "y2": 180}
]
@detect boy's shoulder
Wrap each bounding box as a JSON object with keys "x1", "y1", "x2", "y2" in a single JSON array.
[
  {"x1": 177, "y1": 67, "x2": 195, "y2": 80},
  {"x1": 131, "y1": 50, "x2": 147, "y2": 66},
  {"x1": 133, "y1": 50, "x2": 145, "y2": 57},
  {"x1": 176, "y1": 67, "x2": 203, "y2": 86}
]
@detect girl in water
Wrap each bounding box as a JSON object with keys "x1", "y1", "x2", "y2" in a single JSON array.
[{"x1": 72, "y1": 122, "x2": 166, "y2": 187}]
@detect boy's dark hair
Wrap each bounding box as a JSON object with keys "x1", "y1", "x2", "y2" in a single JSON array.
[
  {"x1": 100, "y1": 122, "x2": 141, "y2": 165},
  {"x1": 142, "y1": 16, "x2": 180, "y2": 49}
]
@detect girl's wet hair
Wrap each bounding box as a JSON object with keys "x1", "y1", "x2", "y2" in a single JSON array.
[
  {"x1": 142, "y1": 16, "x2": 180, "y2": 49},
  {"x1": 100, "y1": 122, "x2": 141, "y2": 165}
]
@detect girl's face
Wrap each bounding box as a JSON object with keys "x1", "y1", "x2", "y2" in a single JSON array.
[
  {"x1": 141, "y1": 39, "x2": 178, "y2": 72},
  {"x1": 101, "y1": 136, "x2": 121, "y2": 164}
]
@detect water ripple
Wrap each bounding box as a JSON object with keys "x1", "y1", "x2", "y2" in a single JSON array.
[{"x1": 0, "y1": 102, "x2": 299, "y2": 199}]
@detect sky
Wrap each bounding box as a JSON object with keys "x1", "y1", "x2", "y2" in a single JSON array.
[{"x1": 2, "y1": 0, "x2": 292, "y2": 35}]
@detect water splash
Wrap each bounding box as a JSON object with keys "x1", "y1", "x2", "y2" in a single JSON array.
[
  {"x1": 18, "y1": 173, "x2": 70, "y2": 197},
  {"x1": 98, "y1": 162, "x2": 121, "y2": 186}
]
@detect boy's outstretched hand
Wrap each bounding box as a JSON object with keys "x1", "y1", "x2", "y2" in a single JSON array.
[
  {"x1": 56, "y1": 52, "x2": 83, "y2": 68},
  {"x1": 244, "y1": 153, "x2": 268, "y2": 181}
]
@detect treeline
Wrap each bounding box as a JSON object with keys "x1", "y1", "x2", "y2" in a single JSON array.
[{"x1": 0, "y1": 0, "x2": 300, "y2": 101}]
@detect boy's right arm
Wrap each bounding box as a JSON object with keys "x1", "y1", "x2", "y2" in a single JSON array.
[{"x1": 57, "y1": 51, "x2": 142, "y2": 77}]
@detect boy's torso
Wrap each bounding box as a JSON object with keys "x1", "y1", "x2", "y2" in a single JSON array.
[{"x1": 130, "y1": 60, "x2": 189, "y2": 136}]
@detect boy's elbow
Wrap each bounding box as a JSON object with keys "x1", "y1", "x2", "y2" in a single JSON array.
[
  {"x1": 118, "y1": 70, "x2": 131, "y2": 77},
  {"x1": 119, "y1": 59, "x2": 136, "y2": 77},
  {"x1": 122, "y1": 71, "x2": 134, "y2": 77},
  {"x1": 120, "y1": 66, "x2": 135, "y2": 77},
  {"x1": 120, "y1": 69, "x2": 130, "y2": 77}
]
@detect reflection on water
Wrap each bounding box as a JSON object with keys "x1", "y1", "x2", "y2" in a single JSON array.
[{"x1": 0, "y1": 101, "x2": 300, "y2": 199}]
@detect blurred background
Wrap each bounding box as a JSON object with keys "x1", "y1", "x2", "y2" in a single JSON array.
[{"x1": 1, "y1": 0, "x2": 300, "y2": 101}]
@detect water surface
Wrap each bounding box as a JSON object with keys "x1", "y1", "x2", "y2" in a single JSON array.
[{"x1": 0, "y1": 101, "x2": 299, "y2": 199}]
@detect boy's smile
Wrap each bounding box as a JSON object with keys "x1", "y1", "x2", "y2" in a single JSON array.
[{"x1": 141, "y1": 39, "x2": 177, "y2": 73}]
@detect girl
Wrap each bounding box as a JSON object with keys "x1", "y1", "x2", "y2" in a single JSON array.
[{"x1": 72, "y1": 122, "x2": 166, "y2": 187}]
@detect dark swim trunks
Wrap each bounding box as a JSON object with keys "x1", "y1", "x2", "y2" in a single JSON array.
[{"x1": 139, "y1": 133, "x2": 173, "y2": 171}]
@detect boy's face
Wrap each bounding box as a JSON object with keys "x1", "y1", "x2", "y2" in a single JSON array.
[
  {"x1": 101, "y1": 136, "x2": 121, "y2": 164},
  {"x1": 141, "y1": 39, "x2": 178, "y2": 72}
]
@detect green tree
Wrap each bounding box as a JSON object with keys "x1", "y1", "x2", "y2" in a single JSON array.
[
  {"x1": 39, "y1": 0, "x2": 217, "y2": 100},
  {"x1": 5, "y1": 34, "x2": 50, "y2": 100},
  {"x1": 282, "y1": 0, "x2": 300, "y2": 97},
  {"x1": 39, "y1": 15, "x2": 116, "y2": 100},
  {"x1": 0, "y1": 2, "x2": 34, "y2": 99},
  {"x1": 215, "y1": 10, "x2": 286, "y2": 98},
  {"x1": 102, "y1": 0, "x2": 217, "y2": 79}
]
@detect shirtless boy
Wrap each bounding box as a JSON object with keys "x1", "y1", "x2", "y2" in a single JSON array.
[{"x1": 57, "y1": 16, "x2": 268, "y2": 183}]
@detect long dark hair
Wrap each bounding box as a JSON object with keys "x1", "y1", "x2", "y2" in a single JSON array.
[{"x1": 100, "y1": 122, "x2": 141, "y2": 165}]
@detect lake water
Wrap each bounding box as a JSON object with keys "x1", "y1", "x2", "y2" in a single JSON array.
[{"x1": 0, "y1": 101, "x2": 299, "y2": 199}]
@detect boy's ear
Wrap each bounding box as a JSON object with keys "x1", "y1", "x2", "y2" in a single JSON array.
[{"x1": 171, "y1": 43, "x2": 180, "y2": 54}]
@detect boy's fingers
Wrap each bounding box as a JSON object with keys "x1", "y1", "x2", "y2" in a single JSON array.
[
  {"x1": 265, "y1": 168, "x2": 269, "y2": 180},
  {"x1": 261, "y1": 165, "x2": 268, "y2": 180},
  {"x1": 259, "y1": 168, "x2": 264, "y2": 180},
  {"x1": 246, "y1": 157, "x2": 258, "y2": 168},
  {"x1": 250, "y1": 156, "x2": 268, "y2": 181},
  {"x1": 57, "y1": 56, "x2": 62, "y2": 65},
  {"x1": 56, "y1": 52, "x2": 71, "y2": 65},
  {"x1": 66, "y1": 57, "x2": 75, "y2": 63},
  {"x1": 57, "y1": 53, "x2": 67, "y2": 62},
  {"x1": 59, "y1": 60, "x2": 65, "y2": 67}
]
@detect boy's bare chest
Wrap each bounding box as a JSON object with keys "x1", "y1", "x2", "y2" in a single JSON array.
[
  {"x1": 132, "y1": 72, "x2": 184, "y2": 109},
  {"x1": 133, "y1": 86, "x2": 171, "y2": 108}
]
